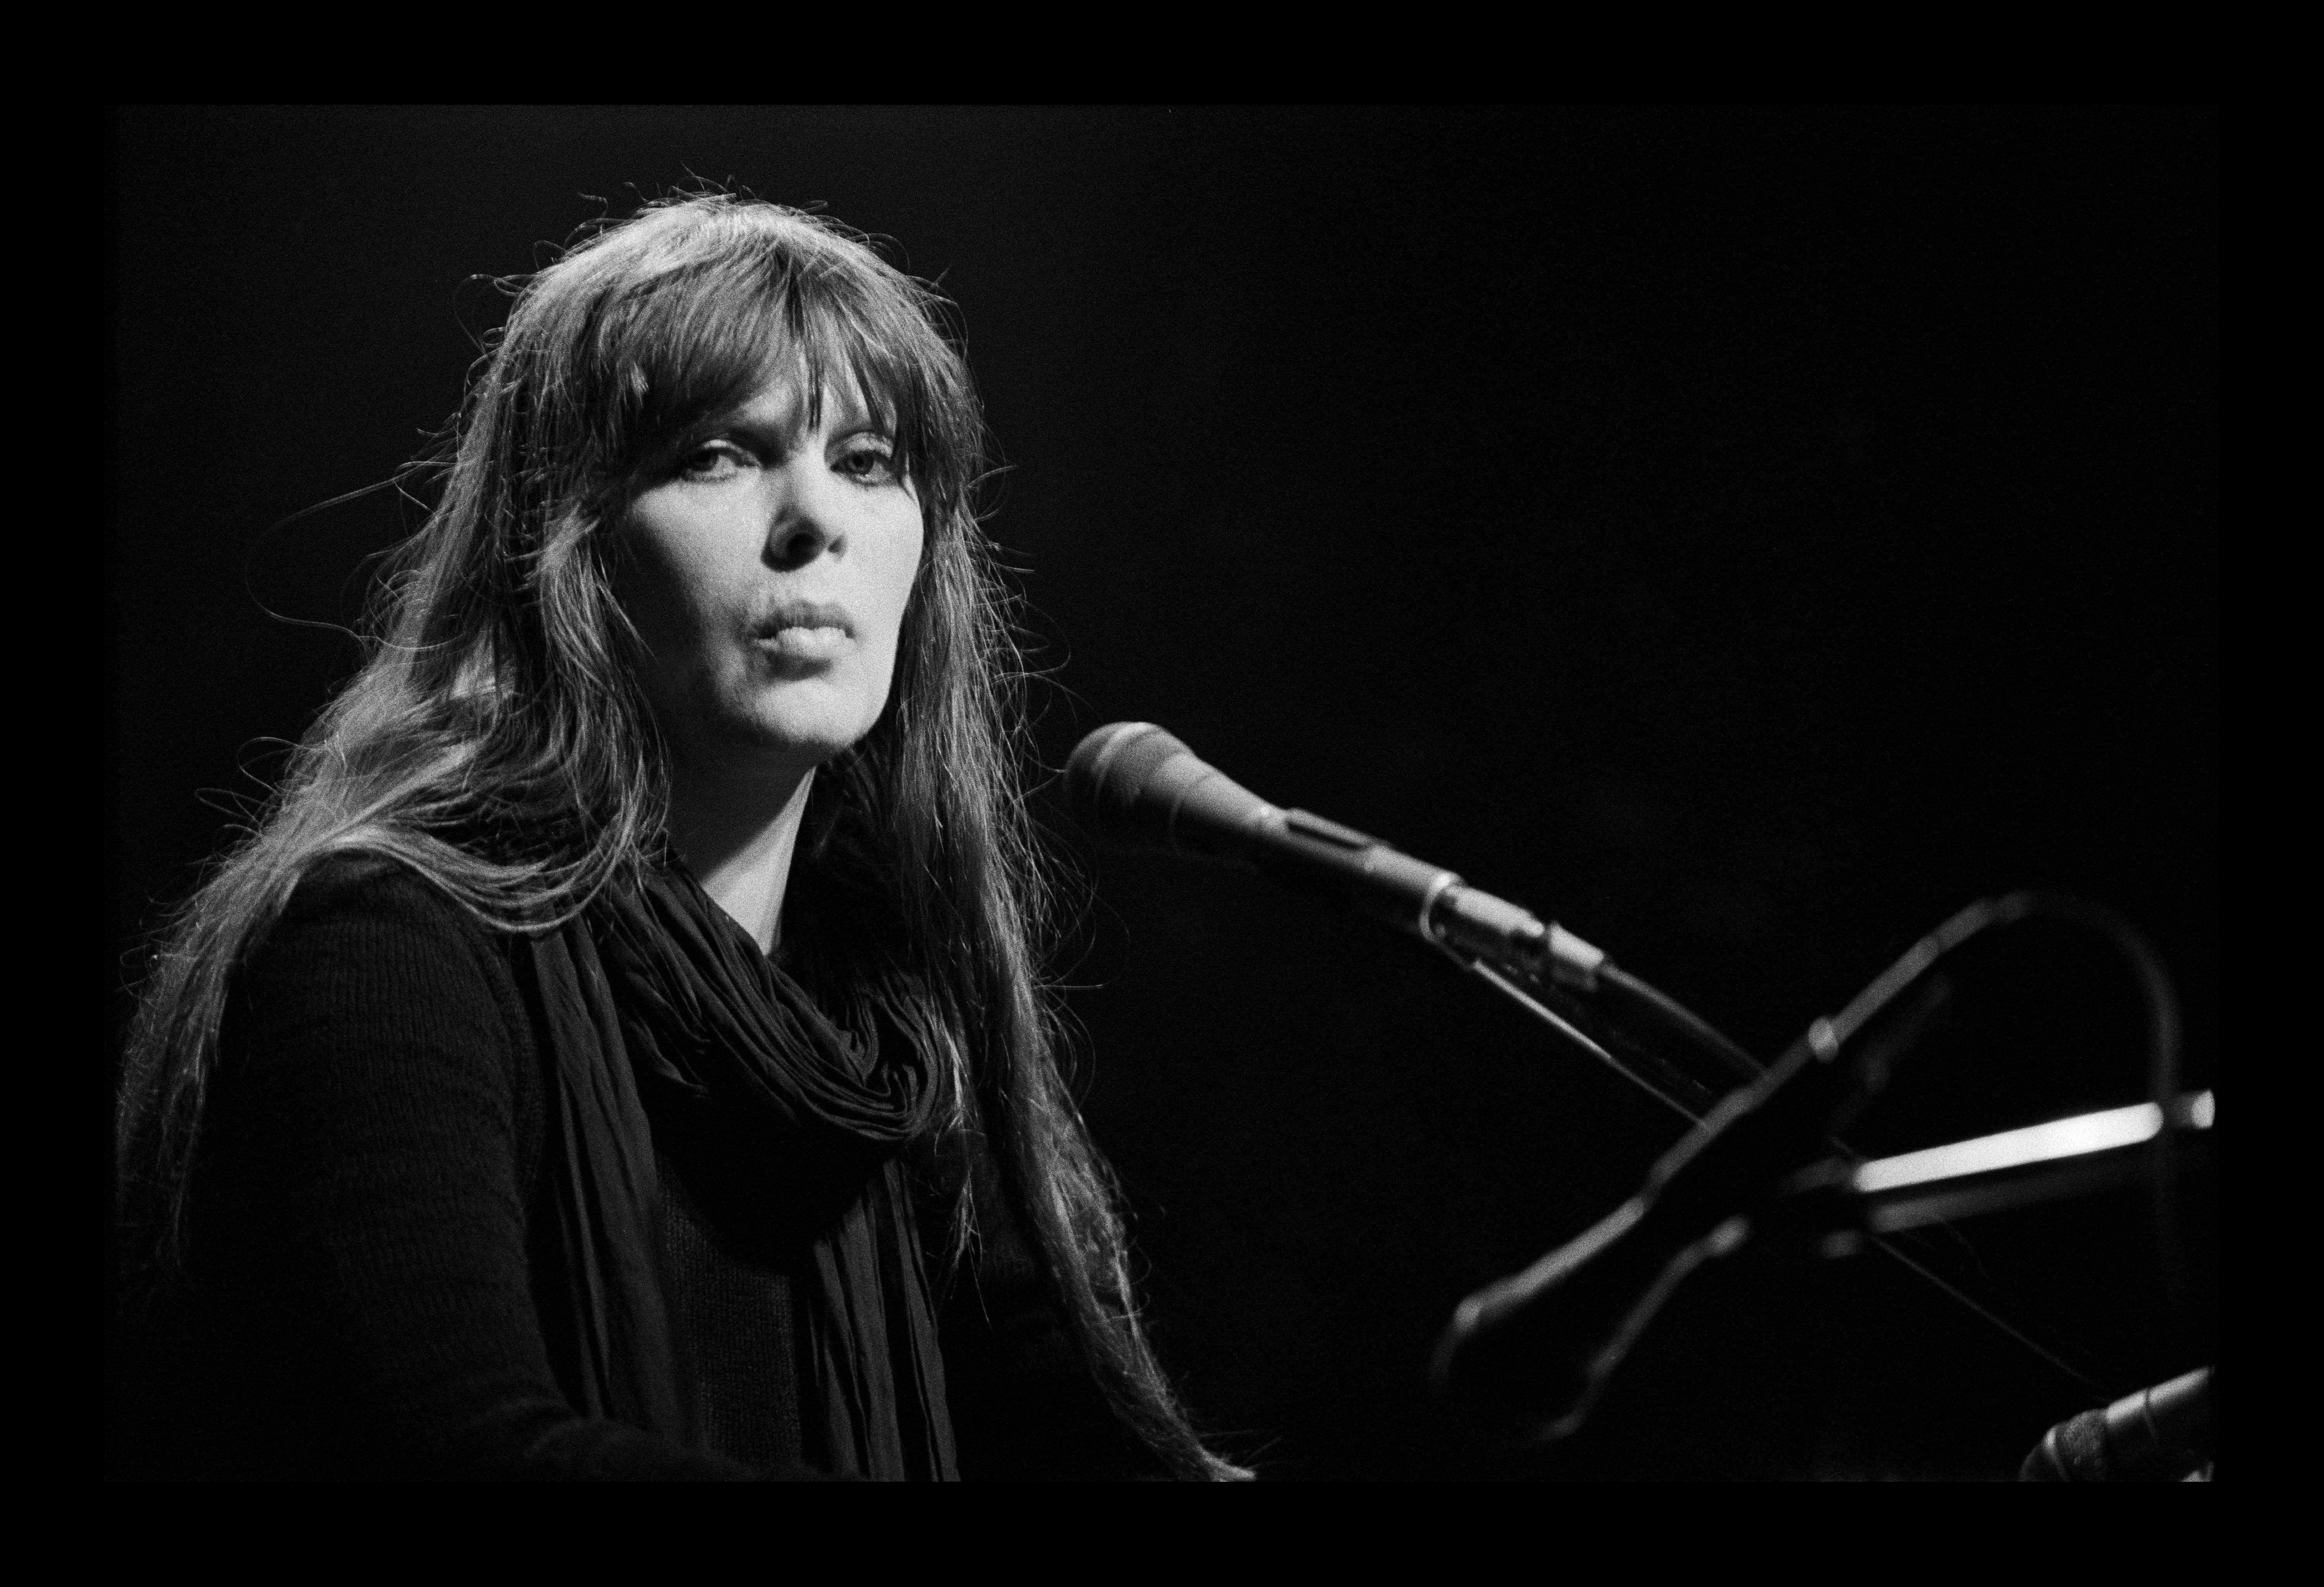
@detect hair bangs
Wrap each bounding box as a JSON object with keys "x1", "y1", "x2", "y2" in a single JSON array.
[{"x1": 578, "y1": 219, "x2": 967, "y2": 514}]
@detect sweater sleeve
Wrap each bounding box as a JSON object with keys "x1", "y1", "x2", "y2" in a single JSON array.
[{"x1": 147, "y1": 858, "x2": 770, "y2": 1480}]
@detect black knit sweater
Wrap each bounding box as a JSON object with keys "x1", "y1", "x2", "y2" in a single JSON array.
[{"x1": 113, "y1": 857, "x2": 1164, "y2": 1480}]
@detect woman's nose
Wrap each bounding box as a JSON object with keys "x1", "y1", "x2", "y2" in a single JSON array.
[{"x1": 763, "y1": 468, "x2": 846, "y2": 570}]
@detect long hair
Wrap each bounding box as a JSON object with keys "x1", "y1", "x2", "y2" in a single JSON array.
[{"x1": 116, "y1": 195, "x2": 1246, "y2": 1480}]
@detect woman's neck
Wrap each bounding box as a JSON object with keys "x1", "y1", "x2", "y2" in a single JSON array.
[{"x1": 664, "y1": 761, "x2": 816, "y2": 955}]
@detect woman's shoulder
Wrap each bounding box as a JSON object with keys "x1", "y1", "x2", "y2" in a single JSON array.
[
  {"x1": 258, "y1": 847, "x2": 522, "y2": 964},
  {"x1": 275, "y1": 847, "x2": 476, "y2": 931},
  {"x1": 232, "y1": 849, "x2": 535, "y2": 1064}
]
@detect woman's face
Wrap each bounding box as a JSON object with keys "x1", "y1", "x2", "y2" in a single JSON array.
[{"x1": 614, "y1": 367, "x2": 925, "y2": 784}]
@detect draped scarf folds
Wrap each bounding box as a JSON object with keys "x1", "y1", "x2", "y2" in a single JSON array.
[{"x1": 524, "y1": 862, "x2": 957, "y2": 1480}]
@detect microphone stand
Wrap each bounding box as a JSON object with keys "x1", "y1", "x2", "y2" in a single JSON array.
[
  {"x1": 1432, "y1": 893, "x2": 2205, "y2": 1448},
  {"x1": 1432, "y1": 1080, "x2": 2214, "y2": 1442}
]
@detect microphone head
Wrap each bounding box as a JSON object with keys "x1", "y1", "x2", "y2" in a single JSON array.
[{"x1": 1066, "y1": 722, "x2": 1195, "y2": 848}]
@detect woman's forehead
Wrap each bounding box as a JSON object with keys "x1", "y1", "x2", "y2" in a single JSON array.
[{"x1": 725, "y1": 355, "x2": 888, "y2": 434}]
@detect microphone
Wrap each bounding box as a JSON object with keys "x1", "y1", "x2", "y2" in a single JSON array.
[
  {"x1": 2019, "y1": 1367, "x2": 2214, "y2": 1481},
  {"x1": 1065, "y1": 722, "x2": 1606, "y2": 990}
]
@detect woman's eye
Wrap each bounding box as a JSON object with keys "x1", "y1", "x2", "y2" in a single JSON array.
[
  {"x1": 836, "y1": 439, "x2": 901, "y2": 485},
  {"x1": 678, "y1": 442, "x2": 751, "y2": 482}
]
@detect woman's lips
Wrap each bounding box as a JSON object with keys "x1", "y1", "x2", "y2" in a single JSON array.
[
  {"x1": 755, "y1": 623, "x2": 853, "y2": 663},
  {"x1": 751, "y1": 600, "x2": 856, "y2": 666}
]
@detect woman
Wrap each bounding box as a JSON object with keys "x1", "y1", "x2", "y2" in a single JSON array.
[{"x1": 113, "y1": 195, "x2": 1245, "y2": 1480}]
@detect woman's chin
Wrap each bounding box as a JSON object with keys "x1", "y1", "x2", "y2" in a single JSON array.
[
  {"x1": 671, "y1": 674, "x2": 877, "y2": 767},
  {"x1": 720, "y1": 702, "x2": 881, "y2": 773}
]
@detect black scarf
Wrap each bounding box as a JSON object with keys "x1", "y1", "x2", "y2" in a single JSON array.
[{"x1": 524, "y1": 862, "x2": 957, "y2": 1480}]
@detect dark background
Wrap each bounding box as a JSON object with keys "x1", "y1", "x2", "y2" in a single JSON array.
[{"x1": 106, "y1": 106, "x2": 2217, "y2": 1479}]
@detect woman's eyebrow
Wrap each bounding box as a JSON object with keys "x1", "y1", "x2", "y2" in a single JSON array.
[
  {"x1": 722, "y1": 411, "x2": 801, "y2": 451},
  {"x1": 707, "y1": 398, "x2": 821, "y2": 458}
]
